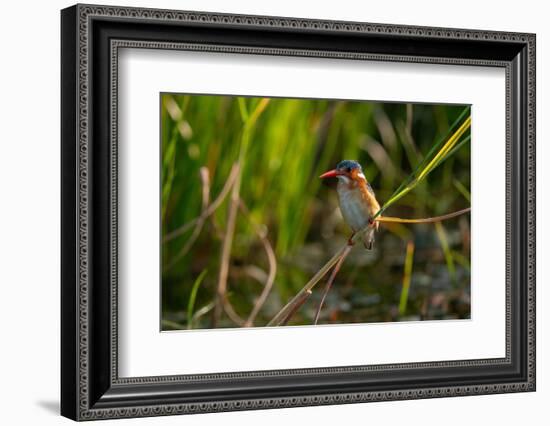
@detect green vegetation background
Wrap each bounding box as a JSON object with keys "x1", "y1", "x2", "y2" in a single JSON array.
[{"x1": 161, "y1": 94, "x2": 471, "y2": 330}]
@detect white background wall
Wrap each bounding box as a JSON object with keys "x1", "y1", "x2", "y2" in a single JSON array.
[{"x1": 0, "y1": 0, "x2": 546, "y2": 424}]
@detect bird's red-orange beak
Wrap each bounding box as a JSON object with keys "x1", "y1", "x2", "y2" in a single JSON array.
[{"x1": 319, "y1": 169, "x2": 340, "y2": 179}]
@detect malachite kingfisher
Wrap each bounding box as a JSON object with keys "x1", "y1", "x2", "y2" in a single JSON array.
[{"x1": 320, "y1": 160, "x2": 380, "y2": 250}]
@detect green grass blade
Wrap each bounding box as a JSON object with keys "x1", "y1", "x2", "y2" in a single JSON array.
[
  {"x1": 237, "y1": 97, "x2": 249, "y2": 123},
  {"x1": 453, "y1": 178, "x2": 471, "y2": 203},
  {"x1": 416, "y1": 116, "x2": 471, "y2": 182},
  {"x1": 373, "y1": 114, "x2": 471, "y2": 219},
  {"x1": 451, "y1": 250, "x2": 470, "y2": 272},
  {"x1": 161, "y1": 128, "x2": 178, "y2": 220},
  {"x1": 435, "y1": 222, "x2": 457, "y2": 286},
  {"x1": 399, "y1": 240, "x2": 415, "y2": 316},
  {"x1": 438, "y1": 134, "x2": 470, "y2": 165},
  {"x1": 382, "y1": 106, "x2": 470, "y2": 206},
  {"x1": 187, "y1": 269, "x2": 208, "y2": 329}
]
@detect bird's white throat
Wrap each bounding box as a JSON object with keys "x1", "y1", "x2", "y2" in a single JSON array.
[{"x1": 336, "y1": 175, "x2": 351, "y2": 184}]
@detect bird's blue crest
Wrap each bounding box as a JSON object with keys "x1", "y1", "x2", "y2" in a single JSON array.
[{"x1": 336, "y1": 160, "x2": 362, "y2": 171}]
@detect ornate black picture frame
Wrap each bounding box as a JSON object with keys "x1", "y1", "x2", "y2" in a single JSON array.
[{"x1": 61, "y1": 4, "x2": 536, "y2": 421}]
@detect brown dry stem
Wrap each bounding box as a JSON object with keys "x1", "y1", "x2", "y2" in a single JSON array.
[
  {"x1": 163, "y1": 163, "x2": 240, "y2": 243},
  {"x1": 313, "y1": 244, "x2": 353, "y2": 325},
  {"x1": 239, "y1": 200, "x2": 277, "y2": 327},
  {"x1": 213, "y1": 165, "x2": 243, "y2": 326},
  {"x1": 268, "y1": 207, "x2": 471, "y2": 327},
  {"x1": 165, "y1": 167, "x2": 211, "y2": 270}
]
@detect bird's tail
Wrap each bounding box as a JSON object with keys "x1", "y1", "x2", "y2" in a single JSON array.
[{"x1": 363, "y1": 227, "x2": 376, "y2": 250}]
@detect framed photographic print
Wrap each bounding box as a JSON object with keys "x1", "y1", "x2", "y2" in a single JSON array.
[{"x1": 61, "y1": 3, "x2": 536, "y2": 421}]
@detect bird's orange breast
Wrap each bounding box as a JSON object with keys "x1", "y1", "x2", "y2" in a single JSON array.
[
  {"x1": 358, "y1": 181, "x2": 380, "y2": 218},
  {"x1": 336, "y1": 176, "x2": 380, "y2": 233}
]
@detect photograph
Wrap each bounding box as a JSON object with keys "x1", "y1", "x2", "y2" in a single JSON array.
[
  {"x1": 57, "y1": 3, "x2": 536, "y2": 420},
  {"x1": 160, "y1": 94, "x2": 472, "y2": 330}
]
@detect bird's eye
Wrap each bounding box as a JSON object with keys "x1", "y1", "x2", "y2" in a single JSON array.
[{"x1": 346, "y1": 167, "x2": 351, "y2": 173}]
